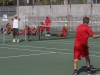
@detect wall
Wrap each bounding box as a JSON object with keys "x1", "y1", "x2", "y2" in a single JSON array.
[
  {"x1": 0, "y1": 6, "x2": 16, "y2": 27},
  {"x1": 18, "y1": 4, "x2": 100, "y2": 30},
  {"x1": 0, "y1": 5, "x2": 99, "y2": 31}
]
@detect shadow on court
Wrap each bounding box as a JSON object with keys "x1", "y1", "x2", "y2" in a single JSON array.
[{"x1": 78, "y1": 65, "x2": 100, "y2": 74}]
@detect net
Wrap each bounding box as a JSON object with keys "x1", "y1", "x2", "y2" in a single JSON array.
[
  {"x1": 26, "y1": 25, "x2": 75, "y2": 41},
  {"x1": 1, "y1": 24, "x2": 100, "y2": 43},
  {"x1": 27, "y1": 24, "x2": 100, "y2": 41}
]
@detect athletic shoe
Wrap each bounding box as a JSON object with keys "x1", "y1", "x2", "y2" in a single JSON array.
[
  {"x1": 45, "y1": 34, "x2": 48, "y2": 36},
  {"x1": 17, "y1": 39, "x2": 19, "y2": 43},
  {"x1": 73, "y1": 71, "x2": 78, "y2": 75},
  {"x1": 87, "y1": 71, "x2": 91, "y2": 75},
  {"x1": 12, "y1": 39, "x2": 16, "y2": 42}
]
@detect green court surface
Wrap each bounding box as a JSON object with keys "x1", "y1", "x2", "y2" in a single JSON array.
[{"x1": 0, "y1": 37, "x2": 100, "y2": 75}]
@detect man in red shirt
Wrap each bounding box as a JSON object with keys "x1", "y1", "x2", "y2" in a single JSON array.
[
  {"x1": 45, "y1": 16, "x2": 51, "y2": 35},
  {"x1": 73, "y1": 17, "x2": 100, "y2": 75}
]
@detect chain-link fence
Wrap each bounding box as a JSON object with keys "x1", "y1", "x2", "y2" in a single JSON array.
[
  {"x1": 18, "y1": 0, "x2": 100, "y2": 6},
  {"x1": 0, "y1": 6, "x2": 16, "y2": 23},
  {"x1": 0, "y1": 0, "x2": 100, "y2": 6},
  {"x1": 0, "y1": 0, "x2": 100, "y2": 43}
]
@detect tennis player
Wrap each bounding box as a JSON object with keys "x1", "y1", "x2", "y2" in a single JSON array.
[
  {"x1": 73, "y1": 17, "x2": 100, "y2": 75},
  {"x1": 45, "y1": 16, "x2": 51, "y2": 36},
  {"x1": 11, "y1": 15, "x2": 20, "y2": 42}
]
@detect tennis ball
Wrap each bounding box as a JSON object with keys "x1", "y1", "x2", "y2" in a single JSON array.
[{"x1": 64, "y1": 24, "x2": 68, "y2": 26}]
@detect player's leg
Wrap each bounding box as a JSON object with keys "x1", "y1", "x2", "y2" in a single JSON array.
[
  {"x1": 85, "y1": 56, "x2": 90, "y2": 68},
  {"x1": 45, "y1": 28, "x2": 48, "y2": 36},
  {"x1": 73, "y1": 46, "x2": 82, "y2": 75},
  {"x1": 73, "y1": 59, "x2": 78, "y2": 75},
  {"x1": 81, "y1": 47, "x2": 91, "y2": 75},
  {"x1": 46, "y1": 27, "x2": 51, "y2": 36},
  {"x1": 48, "y1": 27, "x2": 51, "y2": 34},
  {"x1": 46, "y1": 28, "x2": 49, "y2": 34},
  {"x1": 86, "y1": 56, "x2": 91, "y2": 75}
]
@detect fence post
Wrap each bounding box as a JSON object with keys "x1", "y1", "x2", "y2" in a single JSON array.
[
  {"x1": 17, "y1": 0, "x2": 19, "y2": 16},
  {"x1": 69, "y1": 0, "x2": 72, "y2": 31}
]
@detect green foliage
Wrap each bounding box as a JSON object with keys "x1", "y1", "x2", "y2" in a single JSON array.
[
  {"x1": 35, "y1": 0, "x2": 61, "y2": 5},
  {"x1": 74, "y1": 0, "x2": 86, "y2": 4},
  {"x1": 2, "y1": 0, "x2": 9, "y2": 5},
  {"x1": 0, "y1": 0, "x2": 16, "y2": 6},
  {"x1": 52, "y1": 0, "x2": 56, "y2": 3}
]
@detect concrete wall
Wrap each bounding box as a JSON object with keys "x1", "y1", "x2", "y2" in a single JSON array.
[
  {"x1": 17, "y1": 4, "x2": 100, "y2": 31},
  {"x1": 0, "y1": 6, "x2": 16, "y2": 28},
  {"x1": 18, "y1": 4, "x2": 100, "y2": 17}
]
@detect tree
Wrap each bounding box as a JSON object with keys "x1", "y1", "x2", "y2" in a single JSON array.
[
  {"x1": 0, "y1": 0, "x2": 16, "y2": 6},
  {"x1": 74, "y1": 0, "x2": 86, "y2": 4},
  {"x1": 34, "y1": 0, "x2": 63, "y2": 5}
]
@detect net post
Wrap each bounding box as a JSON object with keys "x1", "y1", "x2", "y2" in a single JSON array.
[
  {"x1": 2, "y1": 24, "x2": 5, "y2": 43},
  {"x1": 27, "y1": 34, "x2": 29, "y2": 41},
  {"x1": 23, "y1": 15, "x2": 28, "y2": 42},
  {"x1": 2, "y1": 14, "x2": 8, "y2": 43},
  {"x1": 24, "y1": 20, "x2": 27, "y2": 42}
]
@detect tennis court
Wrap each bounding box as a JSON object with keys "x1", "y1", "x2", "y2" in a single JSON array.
[{"x1": 0, "y1": 37, "x2": 100, "y2": 75}]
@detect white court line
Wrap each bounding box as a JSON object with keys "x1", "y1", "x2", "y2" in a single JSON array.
[
  {"x1": 35, "y1": 41, "x2": 100, "y2": 46},
  {"x1": 0, "y1": 37, "x2": 100, "y2": 44},
  {"x1": 0, "y1": 47, "x2": 54, "y2": 53},
  {"x1": 0, "y1": 41, "x2": 100, "y2": 58},
  {"x1": 0, "y1": 44, "x2": 100, "y2": 54},
  {"x1": 44, "y1": 41, "x2": 100, "y2": 46},
  {"x1": 0, "y1": 44, "x2": 67, "y2": 50},
  {"x1": 47, "y1": 39, "x2": 100, "y2": 44},
  {"x1": 0, "y1": 52, "x2": 100, "y2": 59},
  {"x1": 1, "y1": 40, "x2": 100, "y2": 48},
  {"x1": 0, "y1": 47, "x2": 41, "y2": 51},
  {"x1": 0, "y1": 37, "x2": 100, "y2": 47},
  {"x1": 1, "y1": 40, "x2": 100, "y2": 47},
  {"x1": 0, "y1": 53, "x2": 51, "y2": 59},
  {"x1": 58, "y1": 52, "x2": 100, "y2": 58}
]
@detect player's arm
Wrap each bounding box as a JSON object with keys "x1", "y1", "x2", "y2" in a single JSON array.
[
  {"x1": 92, "y1": 34, "x2": 100, "y2": 39},
  {"x1": 87, "y1": 27, "x2": 100, "y2": 38},
  {"x1": 17, "y1": 17, "x2": 20, "y2": 21},
  {"x1": 11, "y1": 16, "x2": 14, "y2": 21}
]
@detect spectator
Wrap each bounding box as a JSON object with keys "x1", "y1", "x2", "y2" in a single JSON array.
[
  {"x1": 58, "y1": 26, "x2": 68, "y2": 37},
  {"x1": 11, "y1": 15, "x2": 20, "y2": 43},
  {"x1": 6, "y1": 23, "x2": 12, "y2": 35},
  {"x1": 21, "y1": 25, "x2": 31, "y2": 36},
  {"x1": 45, "y1": 16, "x2": 51, "y2": 36},
  {"x1": 40, "y1": 22, "x2": 45, "y2": 36},
  {"x1": 31, "y1": 26, "x2": 37, "y2": 36}
]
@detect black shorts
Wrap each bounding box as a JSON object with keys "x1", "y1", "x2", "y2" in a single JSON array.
[{"x1": 13, "y1": 28, "x2": 19, "y2": 37}]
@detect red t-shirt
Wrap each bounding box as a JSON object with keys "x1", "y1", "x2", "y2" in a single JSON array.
[
  {"x1": 32, "y1": 28, "x2": 37, "y2": 32},
  {"x1": 24, "y1": 27, "x2": 31, "y2": 32},
  {"x1": 45, "y1": 18, "x2": 51, "y2": 26},
  {"x1": 62, "y1": 28, "x2": 67, "y2": 34},
  {"x1": 74, "y1": 24, "x2": 94, "y2": 47}
]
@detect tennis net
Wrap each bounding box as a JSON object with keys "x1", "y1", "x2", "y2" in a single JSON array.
[{"x1": 1, "y1": 24, "x2": 100, "y2": 43}]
